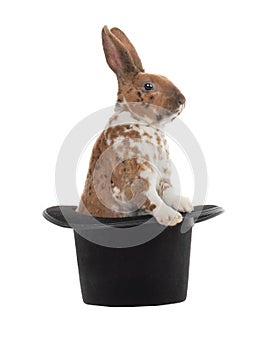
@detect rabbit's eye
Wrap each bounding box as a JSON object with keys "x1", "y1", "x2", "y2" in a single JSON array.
[{"x1": 144, "y1": 83, "x2": 154, "y2": 91}]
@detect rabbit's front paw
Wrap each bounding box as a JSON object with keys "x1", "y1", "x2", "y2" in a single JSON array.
[
  {"x1": 172, "y1": 196, "x2": 193, "y2": 213},
  {"x1": 154, "y1": 206, "x2": 183, "y2": 226}
]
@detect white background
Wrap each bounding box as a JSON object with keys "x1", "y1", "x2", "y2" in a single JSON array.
[{"x1": 1, "y1": 0, "x2": 263, "y2": 349}]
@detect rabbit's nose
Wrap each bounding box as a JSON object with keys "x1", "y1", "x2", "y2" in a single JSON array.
[{"x1": 177, "y1": 94, "x2": 186, "y2": 106}]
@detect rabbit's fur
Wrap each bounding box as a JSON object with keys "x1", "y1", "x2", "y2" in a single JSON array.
[{"x1": 77, "y1": 26, "x2": 193, "y2": 226}]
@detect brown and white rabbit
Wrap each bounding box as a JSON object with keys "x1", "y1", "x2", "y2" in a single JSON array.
[{"x1": 77, "y1": 26, "x2": 193, "y2": 226}]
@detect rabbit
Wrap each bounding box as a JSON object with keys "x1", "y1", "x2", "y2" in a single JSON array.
[{"x1": 77, "y1": 25, "x2": 193, "y2": 226}]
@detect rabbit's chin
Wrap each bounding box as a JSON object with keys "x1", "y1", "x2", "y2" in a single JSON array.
[
  {"x1": 162, "y1": 105, "x2": 185, "y2": 125},
  {"x1": 171, "y1": 111, "x2": 182, "y2": 122}
]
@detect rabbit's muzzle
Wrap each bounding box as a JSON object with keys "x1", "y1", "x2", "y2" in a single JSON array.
[{"x1": 167, "y1": 93, "x2": 186, "y2": 116}]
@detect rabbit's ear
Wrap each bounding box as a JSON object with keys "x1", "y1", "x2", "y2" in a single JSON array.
[
  {"x1": 110, "y1": 27, "x2": 144, "y2": 72},
  {"x1": 102, "y1": 26, "x2": 139, "y2": 78}
]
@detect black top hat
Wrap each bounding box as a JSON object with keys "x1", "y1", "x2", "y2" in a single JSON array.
[{"x1": 43, "y1": 205, "x2": 223, "y2": 306}]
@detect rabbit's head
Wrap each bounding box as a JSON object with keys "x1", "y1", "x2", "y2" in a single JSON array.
[{"x1": 102, "y1": 26, "x2": 186, "y2": 125}]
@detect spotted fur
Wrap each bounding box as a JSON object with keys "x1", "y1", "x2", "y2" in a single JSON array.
[{"x1": 77, "y1": 26, "x2": 193, "y2": 226}]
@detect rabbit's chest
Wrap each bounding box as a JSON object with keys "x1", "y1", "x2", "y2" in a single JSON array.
[
  {"x1": 109, "y1": 123, "x2": 171, "y2": 174},
  {"x1": 135, "y1": 125, "x2": 169, "y2": 162}
]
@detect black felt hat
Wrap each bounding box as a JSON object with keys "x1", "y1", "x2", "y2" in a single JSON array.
[{"x1": 43, "y1": 205, "x2": 223, "y2": 306}]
